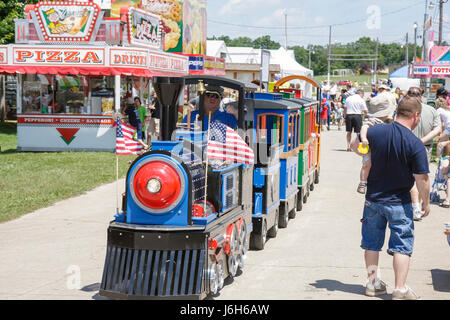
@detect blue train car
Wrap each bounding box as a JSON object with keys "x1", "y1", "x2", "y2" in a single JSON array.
[{"x1": 248, "y1": 93, "x2": 302, "y2": 249}]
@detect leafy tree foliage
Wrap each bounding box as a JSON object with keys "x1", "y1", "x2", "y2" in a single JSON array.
[
  {"x1": 0, "y1": 0, "x2": 39, "y2": 44},
  {"x1": 209, "y1": 35, "x2": 422, "y2": 75}
]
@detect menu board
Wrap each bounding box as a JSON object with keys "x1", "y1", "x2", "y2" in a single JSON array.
[{"x1": 110, "y1": 0, "x2": 206, "y2": 54}]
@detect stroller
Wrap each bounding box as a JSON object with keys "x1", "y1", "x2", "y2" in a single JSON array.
[{"x1": 430, "y1": 152, "x2": 449, "y2": 204}]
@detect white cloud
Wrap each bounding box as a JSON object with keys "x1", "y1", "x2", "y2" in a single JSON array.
[
  {"x1": 253, "y1": 7, "x2": 307, "y2": 27},
  {"x1": 314, "y1": 16, "x2": 325, "y2": 24},
  {"x1": 219, "y1": 0, "x2": 281, "y2": 15}
]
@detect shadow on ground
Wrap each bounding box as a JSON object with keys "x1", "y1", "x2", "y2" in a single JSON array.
[
  {"x1": 431, "y1": 269, "x2": 450, "y2": 292},
  {"x1": 309, "y1": 279, "x2": 389, "y2": 300}
]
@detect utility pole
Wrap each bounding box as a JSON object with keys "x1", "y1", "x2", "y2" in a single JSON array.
[
  {"x1": 414, "y1": 22, "x2": 418, "y2": 63},
  {"x1": 423, "y1": 0, "x2": 429, "y2": 61},
  {"x1": 374, "y1": 38, "x2": 379, "y2": 84},
  {"x1": 439, "y1": 0, "x2": 443, "y2": 45},
  {"x1": 406, "y1": 32, "x2": 409, "y2": 65},
  {"x1": 308, "y1": 47, "x2": 312, "y2": 70},
  {"x1": 284, "y1": 11, "x2": 288, "y2": 50},
  {"x1": 327, "y1": 25, "x2": 331, "y2": 85}
]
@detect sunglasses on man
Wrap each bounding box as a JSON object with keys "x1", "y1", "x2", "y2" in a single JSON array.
[{"x1": 205, "y1": 92, "x2": 221, "y2": 99}]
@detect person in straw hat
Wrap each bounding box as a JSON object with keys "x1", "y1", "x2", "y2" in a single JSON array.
[{"x1": 351, "y1": 91, "x2": 397, "y2": 194}]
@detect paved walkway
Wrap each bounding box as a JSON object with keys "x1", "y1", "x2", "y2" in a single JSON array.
[{"x1": 0, "y1": 126, "x2": 449, "y2": 300}]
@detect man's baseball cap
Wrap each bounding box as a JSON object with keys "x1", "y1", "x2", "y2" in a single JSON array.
[{"x1": 204, "y1": 84, "x2": 224, "y2": 96}]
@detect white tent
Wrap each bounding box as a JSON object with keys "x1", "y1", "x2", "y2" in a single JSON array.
[
  {"x1": 220, "y1": 44, "x2": 314, "y2": 97},
  {"x1": 389, "y1": 65, "x2": 420, "y2": 91}
]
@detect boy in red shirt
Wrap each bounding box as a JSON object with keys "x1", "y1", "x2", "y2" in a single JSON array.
[{"x1": 320, "y1": 98, "x2": 329, "y2": 131}]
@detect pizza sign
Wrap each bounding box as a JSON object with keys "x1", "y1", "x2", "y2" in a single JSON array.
[
  {"x1": 35, "y1": 1, "x2": 101, "y2": 42},
  {"x1": 127, "y1": 7, "x2": 161, "y2": 49}
]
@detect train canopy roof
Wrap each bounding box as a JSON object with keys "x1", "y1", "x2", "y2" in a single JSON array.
[
  {"x1": 184, "y1": 75, "x2": 258, "y2": 92},
  {"x1": 252, "y1": 98, "x2": 303, "y2": 111},
  {"x1": 287, "y1": 97, "x2": 320, "y2": 107}
]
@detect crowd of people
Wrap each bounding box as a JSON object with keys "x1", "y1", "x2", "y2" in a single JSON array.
[{"x1": 321, "y1": 79, "x2": 450, "y2": 300}]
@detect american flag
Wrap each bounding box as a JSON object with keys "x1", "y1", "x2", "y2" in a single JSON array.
[
  {"x1": 207, "y1": 121, "x2": 254, "y2": 165},
  {"x1": 116, "y1": 118, "x2": 143, "y2": 155}
]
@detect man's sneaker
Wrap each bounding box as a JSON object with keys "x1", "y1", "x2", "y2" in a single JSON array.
[
  {"x1": 392, "y1": 286, "x2": 420, "y2": 300},
  {"x1": 357, "y1": 182, "x2": 367, "y2": 194},
  {"x1": 413, "y1": 209, "x2": 423, "y2": 221},
  {"x1": 365, "y1": 280, "x2": 387, "y2": 297}
]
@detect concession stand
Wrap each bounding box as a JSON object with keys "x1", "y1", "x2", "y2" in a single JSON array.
[
  {"x1": 410, "y1": 45, "x2": 450, "y2": 99},
  {"x1": 0, "y1": 1, "x2": 189, "y2": 151}
]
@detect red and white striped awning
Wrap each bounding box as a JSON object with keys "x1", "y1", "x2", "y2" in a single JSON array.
[{"x1": 0, "y1": 44, "x2": 189, "y2": 77}]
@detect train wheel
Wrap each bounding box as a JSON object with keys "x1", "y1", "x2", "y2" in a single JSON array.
[
  {"x1": 208, "y1": 263, "x2": 220, "y2": 295},
  {"x1": 279, "y1": 205, "x2": 289, "y2": 228},
  {"x1": 226, "y1": 225, "x2": 239, "y2": 277},
  {"x1": 237, "y1": 222, "x2": 248, "y2": 270},
  {"x1": 267, "y1": 210, "x2": 279, "y2": 238},
  {"x1": 310, "y1": 181, "x2": 315, "y2": 191},
  {"x1": 217, "y1": 260, "x2": 225, "y2": 290},
  {"x1": 289, "y1": 195, "x2": 297, "y2": 218},
  {"x1": 250, "y1": 220, "x2": 267, "y2": 250},
  {"x1": 297, "y1": 189, "x2": 303, "y2": 211},
  {"x1": 314, "y1": 169, "x2": 320, "y2": 184},
  {"x1": 303, "y1": 189, "x2": 308, "y2": 204}
]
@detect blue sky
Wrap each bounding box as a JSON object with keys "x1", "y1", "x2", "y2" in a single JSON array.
[{"x1": 207, "y1": 0, "x2": 449, "y2": 46}]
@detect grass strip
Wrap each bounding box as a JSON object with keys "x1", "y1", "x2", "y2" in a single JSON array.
[{"x1": 0, "y1": 122, "x2": 135, "y2": 223}]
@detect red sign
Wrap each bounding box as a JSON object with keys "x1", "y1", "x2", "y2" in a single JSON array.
[
  {"x1": 34, "y1": 1, "x2": 101, "y2": 43},
  {"x1": 110, "y1": 48, "x2": 147, "y2": 68},
  {"x1": 56, "y1": 128, "x2": 80, "y2": 145},
  {"x1": 432, "y1": 66, "x2": 450, "y2": 76},
  {"x1": 18, "y1": 116, "x2": 114, "y2": 126},
  {"x1": 13, "y1": 47, "x2": 105, "y2": 66}
]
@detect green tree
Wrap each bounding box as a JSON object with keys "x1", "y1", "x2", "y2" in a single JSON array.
[
  {"x1": 0, "y1": 1, "x2": 39, "y2": 44},
  {"x1": 252, "y1": 35, "x2": 280, "y2": 49}
]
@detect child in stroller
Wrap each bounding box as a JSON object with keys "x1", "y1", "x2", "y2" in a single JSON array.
[{"x1": 431, "y1": 141, "x2": 450, "y2": 207}]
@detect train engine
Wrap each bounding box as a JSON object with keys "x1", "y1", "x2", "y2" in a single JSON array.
[{"x1": 99, "y1": 76, "x2": 255, "y2": 299}]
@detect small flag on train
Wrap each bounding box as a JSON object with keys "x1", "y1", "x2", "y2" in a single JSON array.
[
  {"x1": 207, "y1": 121, "x2": 254, "y2": 165},
  {"x1": 115, "y1": 118, "x2": 143, "y2": 155}
]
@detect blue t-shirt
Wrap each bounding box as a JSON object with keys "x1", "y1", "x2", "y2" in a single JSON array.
[
  {"x1": 182, "y1": 110, "x2": 238, "y2": 129},
  {"x1": 366, "y1": 121, "x2": 429, "y2": 205}
]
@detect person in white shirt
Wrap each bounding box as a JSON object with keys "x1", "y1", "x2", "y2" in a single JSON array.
[
  {"x1": 344, "y1": 89, "x2": 368, "y2": 151},
  {"x1": 329, "y1": 82, "x2": 338, "y2": 100}
]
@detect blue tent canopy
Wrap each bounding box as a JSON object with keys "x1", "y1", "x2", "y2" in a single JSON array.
[{"x1": 389, "y1": 65, "x2": 409, "y2": 78}]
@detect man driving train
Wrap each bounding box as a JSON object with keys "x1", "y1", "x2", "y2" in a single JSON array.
[{"x1": 182, "y1": 84, "x2": 238, "y2": 129}]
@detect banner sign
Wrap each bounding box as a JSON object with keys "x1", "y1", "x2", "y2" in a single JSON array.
[
  {"x1": 35, "y1": 1, "x2": 101, "y2": 42},
  {"x1": 13, "y1": 47, "x2": 105, "y2": 65},
  {"x1": 127, "y1": 7, "x2": 161, "y2": 49},
  {"x1": 188, "y1": 55, "x2": 204, "y2": 71},
  {"x1": 431, "y1": 65, "x2": 450, "y2": 76},
  {"x1": 0, "y1": 47, "x2": 7, "y2": 64},
  {"x1": 413, "y1": 65, "x2": 430, "y2": 75},
  {"x1": 110, "y1": 48, "x2": 148, "y2": 68},
  {"x1": 185, "y1": 54, "x2": 225, "y2": 75},
  {"x1": 0, "y1": 45, "x2": 188, "y2": 75},
  {"x1": 18, "y1": 115, "x2": 114, "y2": 126}
]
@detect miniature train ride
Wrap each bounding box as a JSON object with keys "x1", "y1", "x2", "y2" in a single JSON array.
[{"x1": 99, "y1": 75, "x2": 322, "y2": 300}]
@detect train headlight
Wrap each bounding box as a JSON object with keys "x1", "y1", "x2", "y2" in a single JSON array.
[
  {"x1": 146, "y1": 178, "x2": 162, "y2": 194},
  {"x1": 129, "y1": 158, "x2": 185, "y2": 213}
]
